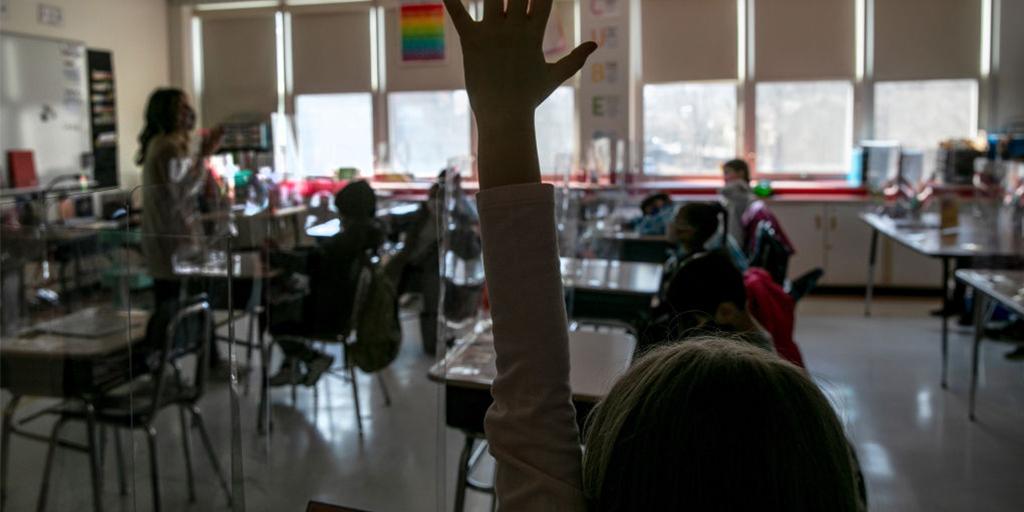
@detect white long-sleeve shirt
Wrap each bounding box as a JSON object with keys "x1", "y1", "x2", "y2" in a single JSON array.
[{"x1": 478, "y1": 183, "x2": 587, "y2": 511}]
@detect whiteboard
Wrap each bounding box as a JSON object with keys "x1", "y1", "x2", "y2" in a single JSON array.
[{"x1": 0, "y1": 32, "x2": 91, "y2": 190}]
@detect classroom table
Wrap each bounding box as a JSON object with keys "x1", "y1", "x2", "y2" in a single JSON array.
[
  {"x1": 1, "y1": 307, "x2": 150, "y2": 512},
  {"x1": 428, "y1": 329, "x2": 636, "y2": 512},
  {"x1": 592, "y1": 230, "x2": 674, "y2": 263},
  {"x1": 560, "y1": 257, "x2": 663, "y2": 324},
  {"x1": 955, "y1": 270, "x2": 1024, "y2": 421},
  {"x1": 861, "y1": 211, "x2": 1024, "y2": 388}
]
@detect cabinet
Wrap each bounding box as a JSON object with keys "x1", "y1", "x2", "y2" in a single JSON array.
[
  {"x1": 822, "y1": 203, "x2": 877, "y2": 286},
  {"x1": 767, "y1": 202, "x2": 826, "y2": 281},
  {"x1": 765, "y1": 200, "x2": 940, "y2": 289}
]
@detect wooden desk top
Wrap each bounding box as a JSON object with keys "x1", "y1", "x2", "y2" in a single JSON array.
[
  {"x1": 173, "y1": 250, "x2": 276, "y2": 279},
  {"x1": 429, "y1": 330, "x2": 636, "y2": 403},
  {"x1": 860, "y1": 211, "x2": 1024, "y2": 259},
  {"x1": 2, "y1": 308, "x2": 150, "y2": 360},
  {"x1": 955, "y1": 270, "x2": 1024, "y2": 317},
  {"x1": 561, "y1": 257, "x2": 663, "y2": 296}
]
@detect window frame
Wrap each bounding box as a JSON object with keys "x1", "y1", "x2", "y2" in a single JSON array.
[{"x1": 639, "y1": 79, "x2": 742, "y2": 178}]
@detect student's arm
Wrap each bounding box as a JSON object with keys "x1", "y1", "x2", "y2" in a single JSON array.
[{"x1": 442, "y1": 1, "x2": 595, "y2": 509}]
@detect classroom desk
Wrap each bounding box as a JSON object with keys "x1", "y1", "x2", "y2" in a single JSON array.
[
  {"x1": 861, "y1": 211, "x2": 1024, "y2": 388},
  {"x1": 1, "y1": 307, "x2": 150, "y2": 512},
  {"x1": 955, "y1": 270, "x2": 1024, "y2": 420},
  {"x1": 560, "y1": 257, "x2": 663, "y2": 324},
  {"x1": 592, "y1": 230, "x2": 674, "y2": 263},
  {"x1": 428, "y1": 330, "x2": 636, "y2": 512}
]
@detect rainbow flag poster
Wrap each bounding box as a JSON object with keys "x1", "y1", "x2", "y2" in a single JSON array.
[{"x1": 400, "y1": 1, "x2": 446, "y2": 63}]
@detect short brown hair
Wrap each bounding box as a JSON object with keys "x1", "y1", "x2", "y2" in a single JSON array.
[
  {"x1": 583, "y1": 338, "x2": 860, "y2": 511},
  {"x1": 723, "y1": 159, "x2": 751, "y2": 182}
]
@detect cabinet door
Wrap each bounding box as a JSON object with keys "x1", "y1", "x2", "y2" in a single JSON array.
[
  {"x1": 822, "y1": 203, "x2": 875, "y2": 286},
  {"x1": 885, "y1": 240, "x2": 943, "y2": 288},
  {"x1": 766, "y1": 202, "x2": 826, "y2": 281}
]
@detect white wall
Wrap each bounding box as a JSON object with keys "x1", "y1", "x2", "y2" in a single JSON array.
[{"x1": 1, "y1": 0, "x2": 171, "y2": 190}]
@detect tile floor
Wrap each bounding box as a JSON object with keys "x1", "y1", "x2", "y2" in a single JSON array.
[{"x1": 2, "y1": 297, "x2": 1022, "y2": 511}]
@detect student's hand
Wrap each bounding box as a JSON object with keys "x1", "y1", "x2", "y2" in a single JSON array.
[
  {"x1": 201, "y1": 125, "x2": 225, "y2": 157},
  {"x1": 443, "y1": 0, "x2": 597, "y2": 189}
]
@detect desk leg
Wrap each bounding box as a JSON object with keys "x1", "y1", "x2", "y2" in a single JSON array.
[
  {"x1": 941, "y1": 257, "x2": 950, "y2": 389},
  {"x1": 454, "y1": 434, "x2": 475, "y2": 512},
  {"x1": 1, "y1": 395, "x2": 22, "y2": 506},
  {"x1": 865, "y1": 229, "x2": 879, "y2": 317},
  {"x1": 969, "y1": 294, "x2": 985, "y2": 421}
]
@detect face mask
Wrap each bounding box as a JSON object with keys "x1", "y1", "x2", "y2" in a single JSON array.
[{"x1": 180, "y1": 106, "x2": 197, "y2": 132}]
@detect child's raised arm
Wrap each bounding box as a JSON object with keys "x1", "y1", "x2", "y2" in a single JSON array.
[{"x1": 442, "y1": 1, "x2": 596, "y2": 509}]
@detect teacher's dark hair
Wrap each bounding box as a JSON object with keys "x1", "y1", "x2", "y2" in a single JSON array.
[
  {"x1": 136, "y1": 88, "x2": 186, "y2": 165},
  {"x1": 583, "y1": 338, "x2": 861, "y2": 512}
]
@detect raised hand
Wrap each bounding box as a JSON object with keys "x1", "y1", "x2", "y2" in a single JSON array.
[{"x1": 443, "y1": 0, "x2": 597, "y2": 189}]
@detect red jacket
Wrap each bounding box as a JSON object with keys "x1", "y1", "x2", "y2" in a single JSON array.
[{"x1": 744, "y1": 267, "x2": 806, "y2": 368}]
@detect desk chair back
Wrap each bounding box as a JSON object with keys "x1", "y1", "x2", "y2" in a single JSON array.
[
  {"x1": 145, "y1": 295, "x2": 212, "y2": 413},
  {"x1": 749, "y1": 221, "x2": 793, "y2": 285}
]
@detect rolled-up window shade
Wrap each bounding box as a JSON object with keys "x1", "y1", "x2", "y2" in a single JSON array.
[
  {"x1": 755, "y1": 0, "x2": 855, "y2": 81},
  {"x1": 200, "y1": 10, "x2": 278, "y2": 125},
  {"x1": 384, "y1": 4, "x2": 465, "y2": 91},
  {"x1": 873, "y1": 0, "x2": 981, "y2": 81},
  {"x1": 291, "y1": 7, "x2": 373, "y2": 94},
  {"x1": 642, "y1": 0, "x2": 738, "y2": 83}
]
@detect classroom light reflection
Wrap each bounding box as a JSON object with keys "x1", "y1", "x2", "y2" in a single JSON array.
[
  {"x1": 859, "y1": 442, "x2": 894, "y2": 479},
  {"x1": 915, "y1": 389, "x2": 933, "y2": 425}
]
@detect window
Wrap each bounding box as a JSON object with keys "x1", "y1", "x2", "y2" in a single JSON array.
[
  {"x1": 388, "y1": 90, "x2": 471, "y2": 178},
  {"x1": 643, "y1": 82, "x2": 737, "y2": 175},
  {"x1": 536, "y1": 86, "x2": 576, "y2": 174},
  {"x1": 756, "y1": 81, "x2": 854, "y2": 174},
  {"x1": 295, "y1": 93, "x2": 374, "y2": 176},
  {"x1": 874, "y1": 80, "x2": 978, "y2": 151}
]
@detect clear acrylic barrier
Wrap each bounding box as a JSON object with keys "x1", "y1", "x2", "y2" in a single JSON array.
[{"x1": 2, "y1": 173, "x2": 477, "y2": 510}]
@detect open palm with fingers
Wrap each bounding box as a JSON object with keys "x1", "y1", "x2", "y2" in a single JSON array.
[
  {"x1": 444, "y1": 0, "x2": 596, "y2": 127},
  {"x1": 443, "y1": 0, "x2": 596, "y2": 188}
]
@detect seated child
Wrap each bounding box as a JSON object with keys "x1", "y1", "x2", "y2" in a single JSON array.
[
  {"x1": 649, "y1": 249, "x2": 774, "y2": 352},
  {"x1": 623, "y1": 193, "x2": 675, "y2": 236},
  {"x1": 667, "y1": 202, "x2": 748, "y2": 273},
  {"x1": 720, "y1": 158, "x2": 756, "y2": 247},
  {"x1": 270, "y1": 180, "x2": 384, "y2": 386}
]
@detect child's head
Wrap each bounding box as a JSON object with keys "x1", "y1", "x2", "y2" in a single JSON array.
[
  {"x1": 639, "y1": 193, "x2": 672, "y2": 216},
  {"x1": 670, "y1": 251, "x2": 747, "y2": 332},
  {"x1": 669, "y1": 203, "x2": 721, "y2": 251},
  {"x1": 583, "y1": 338, "x2": 859, "y2": 511},
  {"x1": 722, "y1": 159, "x2": 751, "y2": 184},
  {"x1": 334, "y1": 180, "x2": 377, "y2": 220}
]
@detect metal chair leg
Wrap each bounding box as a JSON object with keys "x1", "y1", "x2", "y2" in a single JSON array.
[
  {"x1": 112, "y1": 427, "x2": 127, "y2": 496},
  {"x1": 345, "y1": 345, "x2": 363, "y2": 436},
  {"x1": 246, "y1": 310, "x2": 256, "y2": 367},
  {"x1": 36, "y1": 418, "x2": 68, "y2": 512},
  {"x1": 454, "y1": 434, "x2": 475, "y2": 512},
  {"x1": 190, "y1": 407, "x2": 232, "y2": 505},
  {"x1": 178, "y1": 406, "x2": 197, "y2": 502},
  {"x1": 146, "y1": 426, "x2": 161, "y2": 512},
  {"x1": 377, "y1": 373, "x2": 392, "y2": 407},
  {"x1": 290, "y1": 358, "x2": 299, "y2": 406},
  {"x1": 84, "y1": 407, "x2": 103, "y2": 512},
  {"x1": 1, "y1": 395, "x2": 22, "y2": 506}
]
